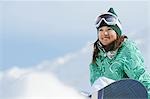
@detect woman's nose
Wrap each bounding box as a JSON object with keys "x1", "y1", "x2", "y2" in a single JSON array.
[{"x1": 104, "y1": 31, "x2": 109, "y2": 35}]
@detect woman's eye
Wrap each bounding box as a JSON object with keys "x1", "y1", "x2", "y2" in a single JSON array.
[
  {"x1": 108, "y1": 28, "x2": 112, "y2": 30},
  {"x1": 99, "y1": 29, "x2": 102, "y2": 31}
]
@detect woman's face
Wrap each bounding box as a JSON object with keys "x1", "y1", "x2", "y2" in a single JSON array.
[{"x1": 98, "y1": 26, "x2": 117, "y2": 46}]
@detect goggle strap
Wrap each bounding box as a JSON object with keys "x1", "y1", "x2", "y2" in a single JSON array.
[{"x1": 116, "y1": 20, "x2": 122, "y2": 31}]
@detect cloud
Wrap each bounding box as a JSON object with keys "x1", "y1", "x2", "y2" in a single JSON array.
[
  {"x1": 34, "y1": 41, "x2": 93, "y2": 93},
  {"x1": 5, "y1": 67, "x2": 31, "y2": 79},
  {"x1": 24, "y1": 72, "x2": 85, "y2": 98},
  {"x1": 0, "y1": 42, "x2": 94, "y2": 99},
  {"x1": 35, "y1": 41, "x2": 93, "y2": 72},
  {"x1": 0, "y1": 72, "x2": 3, "y2": 81},
  {"x1": 0, "y1": 67, "x2": 86, "y2": 99}
]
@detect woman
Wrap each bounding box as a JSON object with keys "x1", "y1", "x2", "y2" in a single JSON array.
[{"x1": 90, "y1": 8, "x2": 150, "y2": 98}]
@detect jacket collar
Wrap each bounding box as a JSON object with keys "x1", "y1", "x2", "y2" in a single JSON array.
[{"x1": 97, "y1": 41, "x2": 118, "y2": 59}]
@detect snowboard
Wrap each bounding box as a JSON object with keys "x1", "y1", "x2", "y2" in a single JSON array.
[{"x1": 91, "y1": 79, "x2": 148, "y2": 99}]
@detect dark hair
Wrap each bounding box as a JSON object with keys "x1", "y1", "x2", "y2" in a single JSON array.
[{"x1": 92, "y1": 35, "x2": 127, "y2": 63}]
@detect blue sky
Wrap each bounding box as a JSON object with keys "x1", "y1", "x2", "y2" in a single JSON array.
[
  {"x1": 1, "y1": 1, "x2": 150, "y2": 70},
  {"x1": 1, "y1": 1, "x2": 96, "y2": 69}
]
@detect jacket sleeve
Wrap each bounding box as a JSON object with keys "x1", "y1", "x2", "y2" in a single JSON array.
[
  {"x1": 90, "y1": 63, "x2": 99, "y2": 85},
  {"x1": 122, "y1": 42, "x2": 150, "y2": 99}
]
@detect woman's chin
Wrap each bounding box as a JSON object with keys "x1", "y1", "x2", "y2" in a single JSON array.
[
  {"x1": 101, "y1": 42, "x2": 110, "y2": 46},
  {"x1": 101, "y1": 40, "x2": 110, "y2": 46}
]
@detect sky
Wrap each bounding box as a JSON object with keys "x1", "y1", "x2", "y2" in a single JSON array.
[
  {"x1": 0, "y1": 0, "x2": 150, "y2": 98},
  {"x1": 1, "y1": 0, "x2": 150, "y2": 70}
]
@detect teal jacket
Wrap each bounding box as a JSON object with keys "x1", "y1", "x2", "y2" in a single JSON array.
[{"x1": 90, "y1": 39, "x2": 150, "y2": 98}]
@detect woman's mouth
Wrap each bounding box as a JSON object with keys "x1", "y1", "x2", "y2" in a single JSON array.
[{"x1": 103, "y1": 37, "x2": 110, "y2": 39}]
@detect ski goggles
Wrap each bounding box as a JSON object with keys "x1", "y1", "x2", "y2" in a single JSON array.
[{"x1": 95, "y1": 13, "x2": 122, "y2": 30}]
